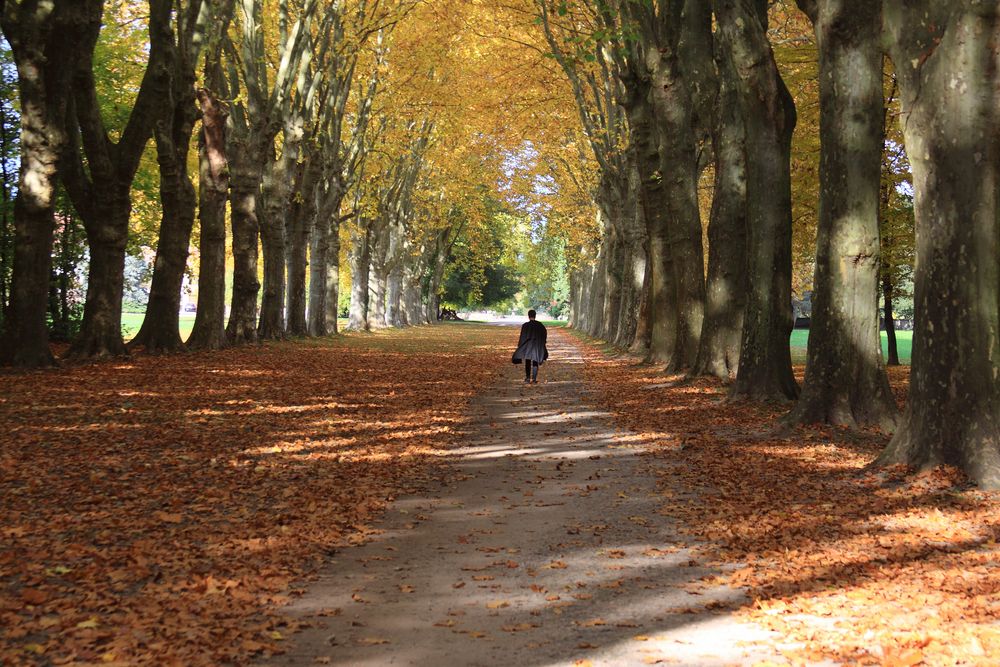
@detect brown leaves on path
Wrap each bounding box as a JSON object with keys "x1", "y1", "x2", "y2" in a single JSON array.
[
  {"x1": 573, "y1": 333, "x2": 1000, "y2": 666},
  {"x1": 0, "y1": 324, "x2": 507, "y2": 665}
]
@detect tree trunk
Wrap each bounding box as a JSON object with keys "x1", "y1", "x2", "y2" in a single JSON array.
[
  {"x1": 0, "y1": 0, "x2": 88, "y2": 367},
  {"x1": 786, "y1": 0, "x2": 897, "y2": 430},
  {"x1": 188, "y1": 86, "x2": 230, "y2": 351},
  {"x1": 130, "y1": 76, "x2": 199, "y2": 353},
  {"x1": 386, "y1": 265, "x2": 404, "y2": 327},
  {"x1": 71, "y1": 191, "x2": 130, "y2": 358},
  {"x1": 325, "y1": 217, "x2": 341, "y2": 334},
  {"x1": 258, "y1": 197, "x2": 286, "y2": 340},
  {"x1": 348, "y1": 224, "x2": 371, "y2": 330},
  {"x1": 402, "y1": 258, "x2": 425, "y2": 325},
  {"x1": 611, "y1": 156, "x2": 646, "y2": 349},
  {"x1": 426, "y1": 236, "x2": 448, "y2": 324},
  {"x1": 624, "y1": 85, "x2": 666, "y2": 357},
  {"x1": 225, "y1": 153, "x2": 260, "y2": 345},
  {"x1": 692, "y1": 40, "x2": 747, "y2": 380},
  {"x1": 587, "y1": 222, "x2": 610, "y2": 339},
  {"x1": 882, "y1": 273, "x2": 898, "y2": 366},
  {"x1": 368, "y1": 273, "x2": 387, "y2": 328},
  {"x1": 651, "y1": 38, "x2": 706, "y2": 372},
  {"x1": 285, "y1": 162, "x2": 315, "y2": 337},
  {"x1": 308, "y1": 214, "x2": 329, "y2": 336},
  {"x1": 716, "y1": 0, "x2": 799, "y2": 401},
  {"x1": 876, "y1": 2, "x2": 1000, "y2": 488}
]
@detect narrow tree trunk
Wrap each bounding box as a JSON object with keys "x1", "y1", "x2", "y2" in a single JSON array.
[
  {"x1": 130, "y1": 80, "x2": 199, "y2": 352},
  {"x1": 787, "y1": 0, "x2": 897, "y2": 429},
  {"x1": 308, "y1": 216, "x2": 329, "y2": 336},
  {"x1": 188, "y1": 86, "x2": 230, "y2": 350},
  {"x1": 258, "y1": 203, "x2": 286, "y2": 340},
  {"x1": 612, "y1": 158, "x2": 646, "y2": 349},
  {"x1": 71, "y1": 191, "x2": 130, "y2": 358},
  {"x1": 225, "y1": 155, "x2": 260, "y2": 345},
  {"x1": 624, "y1": 87, "x2": 665, "y2": 357},
  {"x1": 368, "y1": 270, "x2": 387, "y2": 329},
  {"x1": 625, "y1": 87, "x2": 675, "y2": 363},
  {"x1": 882, "y1": 273, "x2": 898, "y2": 366},
  {"x1": 716, "y1": 0, "x2": 799, "y2": 401},
  {"x1": 0, "y1": 0, "x2": 87, "y2": 367},
  {"x1": 651, "y1": 44, "x2": 706, "y2": 372},
  {"x1": 692, "y1": 43, "x2": 747, "y2": 379},
  {"x1": 285, "y1": 163, "x2": 314, "y2": 336},
  {"x1": 426, "y1": 239, "x2": 448, "y2": 324},
  {"x1": 325, "y1": 217, "x2": 341, "y2": 334},
  {"x1": 348, "y1": 225, "x2": 371, "y2": 330},
  {"x1": 602, "y1": 226, "x2": 624, "y2": 343},
  {"x1": 588, "y1": 222, "x2": 610, "y2": 338},
  {"x1": 386, "y1": 265, "x2": 403, "y2": 327},
  {"x1": 402, "y1": 259, "x2": 424, "y2": 325},
  {"x1": 876, "y1": 2, "x2": 1000, "y2": 488}
]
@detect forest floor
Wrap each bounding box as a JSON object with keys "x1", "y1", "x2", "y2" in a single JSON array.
[
  {"x1": 260, "y1": 327, "x2": 784, "y2": 666},
  {"x1": 2, "y1": 324, "x2": 998, "y2": 666}
]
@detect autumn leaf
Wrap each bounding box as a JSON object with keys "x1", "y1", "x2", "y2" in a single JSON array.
[{"x1": 356, "y1": 637, "x2": 390, "y2": 646}]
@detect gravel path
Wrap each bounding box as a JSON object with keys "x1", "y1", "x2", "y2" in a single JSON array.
[{"x1": 264, "y1": 328, "x2": 781, "y2": 666}]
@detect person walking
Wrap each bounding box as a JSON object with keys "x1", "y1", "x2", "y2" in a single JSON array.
[{"x1": 512, "y1": 309, "x2": 548, "y2": 384}]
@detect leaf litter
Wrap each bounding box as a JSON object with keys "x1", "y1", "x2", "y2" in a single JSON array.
[
  {"x1": 0, "y1": 324, "x2": 506, "y2": 665},
  {"x1": 573, "y1": 331, "x2": 1000, "y2": 666}
]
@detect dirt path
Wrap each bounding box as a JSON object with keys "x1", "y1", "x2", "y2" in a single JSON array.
[{"x1": 265, "y1": 329, "x2": 780, "y2": 666}]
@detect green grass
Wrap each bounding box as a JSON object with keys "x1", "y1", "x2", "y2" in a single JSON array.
[
  {"x1": 789, "y1": 329, "x2": 912, "y2": 365},
  {"x1": 121, "y1": 312, "x2": 197, "y2": 342}
]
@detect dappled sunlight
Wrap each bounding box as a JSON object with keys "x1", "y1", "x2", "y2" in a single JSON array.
[
  {"x1": 0, "y1": 324, "x2": 510, "y2": 665},
  {"x1": 573, "y1": 331, "x2": 1000, "y2": 665}
]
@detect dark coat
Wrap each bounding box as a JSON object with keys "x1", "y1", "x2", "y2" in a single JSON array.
[{"x1": 512, "y1": 320, "x2": 548, "y2": 365}]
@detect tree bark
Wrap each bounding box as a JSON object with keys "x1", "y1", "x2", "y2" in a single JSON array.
[
  {"x1": 348, "y1": 223, "x2": 371, "y2": 330},
  {"x1": 258, "y1": 162, "x2": 288, "y2": 340},
  {"x1": 622, "y1": 88, "x2": 653, "y2": 356},
  {"x1": 308, "y1": 213, "x2": 329, "y2": 336},
  {"x1": 651, "y1": 12, "x2": 706, "y2": 372},
  {"x1": 425, "y1": 230, "x2": 449, "y2": 324},
  {"x1": 61, "y1": 0, "x2": 173, "y2": 360},
  {"x1": 325, "y1": 216, "x2": 342, "y2": 334},
  {"x1": 72, "y1": 191, "x2": 131, "y2": 358},
  {"x1": 716, "y1": 0, "x2": 799, "y2": 401},
  {"x1": 786, "y1": 0, "x2": 897, "y2": 430},
  {"x1": 876, "y1": 1, "x2": 1000, "y2": 488},
  {"x1": 402, "y1": 255, "x2": 425, "y2": 325},
  {"x1": 882, "y1": 273, "x2": 898, "y2": 366},
  {"x1": 692, "y1": 42, "x2": 747, "y2": 379},
  {"x1": 285, "y1": 160, "x2": 316, "y2": 336},
  {"x1": 225, "y1": 147, "x2": 261, "y2": 344},
  {"x1": 0, "y1": 0, "x2": 88, "y2": 366},
  {"x1": 188, "y1": 85, "x2": 230, "y2": 350},
  {"x1": 130, "y1": 68, "x2": 200, "y2": 352}
]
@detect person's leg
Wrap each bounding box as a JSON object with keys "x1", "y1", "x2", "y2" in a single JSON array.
[
  {"x1": 524, "y1": 361, "x2": 532, "y2": 382},
  {"x1": 531, "y1": 361, "x2": 539, "y2": 382}
]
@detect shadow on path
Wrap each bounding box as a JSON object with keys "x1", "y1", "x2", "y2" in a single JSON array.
[{"x1": 264, "y1": 330, "x2": 785, "y2": 666}]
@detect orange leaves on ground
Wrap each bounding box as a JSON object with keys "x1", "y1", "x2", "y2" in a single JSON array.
[
  {"x1": 0, "y1": 324, "x2": 507, "y2": 665},
  {"x1": 575, "y1": 337, "x2": 1000, "y2": 666}
]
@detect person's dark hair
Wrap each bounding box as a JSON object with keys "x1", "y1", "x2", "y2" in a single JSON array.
[{"x1": 528, "y1": 309, "x2": 536, "y2": 319}]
